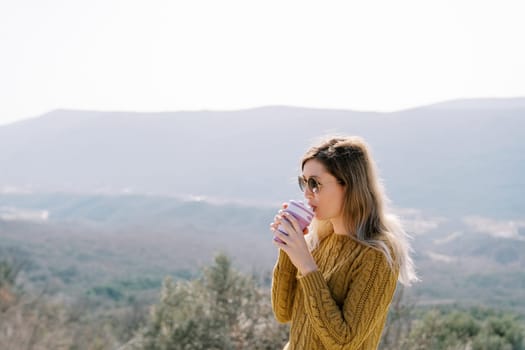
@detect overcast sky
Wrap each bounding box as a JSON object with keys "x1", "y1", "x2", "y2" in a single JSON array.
[{"x1": 1, "y1": 0, "x2": 524, "y2": 126}]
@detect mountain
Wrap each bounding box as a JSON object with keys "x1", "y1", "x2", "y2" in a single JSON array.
[{"x1": 0, "y1": 98, "x2": 524, "y2": 219}]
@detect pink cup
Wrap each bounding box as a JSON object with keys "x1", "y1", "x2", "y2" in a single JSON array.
[{"x1": 277, "y1": 200, "x2": 314, "y2": 235}]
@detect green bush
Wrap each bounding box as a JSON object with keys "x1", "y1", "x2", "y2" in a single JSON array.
[
  {"x1": 137, "y1": 253, "x2": 288, "y2": 350},
  {"x1": 404, "y1": 308, "x2": 524, "y2": 350}
]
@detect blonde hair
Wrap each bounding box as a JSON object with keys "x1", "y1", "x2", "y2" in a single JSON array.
[{"x1": 302, "y1": 136, "x2": 418, "y2": 286}]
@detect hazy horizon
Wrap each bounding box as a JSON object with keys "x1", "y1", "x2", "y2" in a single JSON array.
[{"x1": 2, "y1": 1, "x2": 524, "y2": 126}]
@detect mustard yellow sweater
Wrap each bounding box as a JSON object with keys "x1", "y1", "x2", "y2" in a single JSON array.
[{"x1": 271, "y1": 233, "x2": 398, "y2": 350}]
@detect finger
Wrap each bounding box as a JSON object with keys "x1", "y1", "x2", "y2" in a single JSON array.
[
  {"x1": 273, "y1": 235, "x2": 286, "y2": 245},
  {"x1": 277, "y1": 216, "x2": 294, "y2": 237},
  {"x1": 273, "y1": 214, "x2": 283, "y2": 225},
  {"x1": 282, "y1": 212, "x2": 301, "y2": 234},
  {"x1": 273, "y1": 233, "x2": 291, "y2": 250},
  {"x1": 272, "y1": 227, "x2": 290, "y2": 244},
  {"x1": 270, "y1": 220, "x2": 283, "y2": 231},
  {"x1": 282, "y1": 202, "x2": 288, "y2": 209}
]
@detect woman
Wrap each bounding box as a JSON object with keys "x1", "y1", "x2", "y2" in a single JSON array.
[{"x1": 270, "y1": 136, "x2": 418, "y2": 350}]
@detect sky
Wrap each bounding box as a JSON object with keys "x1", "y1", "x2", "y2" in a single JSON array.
[{"x1": 1, "y1": 0, "x2": 524, "y2": 126}]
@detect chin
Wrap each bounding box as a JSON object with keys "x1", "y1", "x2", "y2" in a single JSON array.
[{"x1": 314, "y1": 213, "x2": 327, "y2": 221}]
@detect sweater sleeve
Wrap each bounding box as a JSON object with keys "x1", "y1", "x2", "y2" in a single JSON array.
[
  {"x1": 298, "y1": 249, "x2": 398, "y2": 349},
  {"x1": 271, "y1": 249, "x2": 299, "y2": 323}
]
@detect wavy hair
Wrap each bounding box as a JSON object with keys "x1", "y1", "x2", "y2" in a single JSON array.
[{"x1": 302, "y1": 136, "x2": 418, "y2": 286}]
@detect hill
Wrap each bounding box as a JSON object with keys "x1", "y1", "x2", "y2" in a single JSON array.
[{"x1": 1, "y1": 193, "x2": 524, "y2": 314}]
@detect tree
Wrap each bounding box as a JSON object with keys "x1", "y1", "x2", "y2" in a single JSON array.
[{"x1": 136, "y1": 253, "x2": 288, "y2": 350}]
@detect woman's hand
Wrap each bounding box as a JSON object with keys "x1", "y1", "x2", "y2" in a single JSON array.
[{"x1": 270, "y1": 203, "x2": 318, "y2": 276}]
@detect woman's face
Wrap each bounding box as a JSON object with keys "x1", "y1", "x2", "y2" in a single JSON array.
[{"x1": 302, "y1": 159, "x2": 346, "y2": 222}]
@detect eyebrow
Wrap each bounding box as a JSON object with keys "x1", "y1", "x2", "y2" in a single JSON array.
[{"x1": 301, "y1": 175, "x2": 321, "y2": 179}]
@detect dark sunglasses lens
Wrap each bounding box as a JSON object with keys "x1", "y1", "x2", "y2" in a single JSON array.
[{"x1": 308, "y1": 178, "x2": 319, "y2": 193}]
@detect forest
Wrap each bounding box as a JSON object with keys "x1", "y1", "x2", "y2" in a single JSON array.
[{"x1": 1, "y1": 250, "x2": 524, "y2": 350}]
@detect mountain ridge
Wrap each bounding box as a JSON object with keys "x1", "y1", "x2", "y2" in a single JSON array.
[
  {"x1": 1, "y1": 98, "x2": 523, "y2": 219},
  {"x1": 4, "y1": 96, "x2": 523, "y2": 126}
]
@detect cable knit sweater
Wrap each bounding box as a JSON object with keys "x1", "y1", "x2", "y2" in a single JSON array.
[{"x1": 271, "y1": 233, "x2": 398, "y2": 350}]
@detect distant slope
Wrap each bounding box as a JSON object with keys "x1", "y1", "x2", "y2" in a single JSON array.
[
  {"x1": 1, "y1": 193, "x2": 524, "y2": 313},
  {"x1": 0, "y1": 99, "x2": 524, "y2": 218}
]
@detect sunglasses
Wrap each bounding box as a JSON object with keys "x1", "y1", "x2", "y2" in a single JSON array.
[{"x1": 298, "y1": 176, "x2": 343, "y2": 194}]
